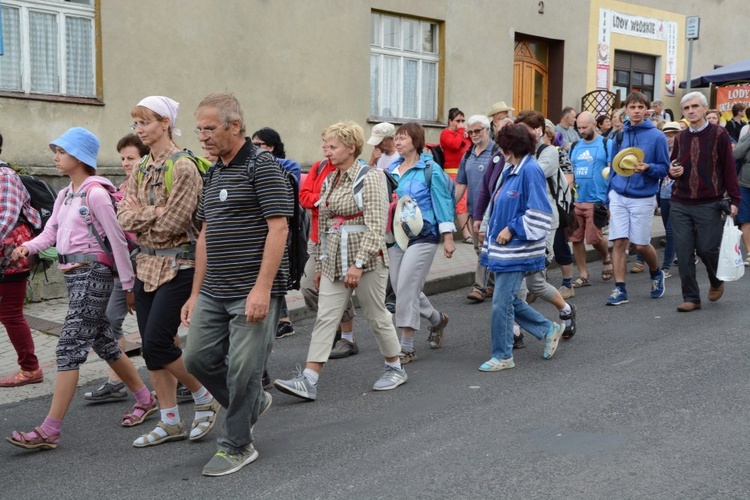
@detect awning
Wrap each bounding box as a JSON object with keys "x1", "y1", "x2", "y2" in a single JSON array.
[{"x1": 679, "y1": 57, "x2": 750, "y2": 88}]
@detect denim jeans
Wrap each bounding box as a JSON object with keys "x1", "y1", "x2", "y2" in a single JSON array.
[
  {"x1": 491, "y1": 271, "x2": 553, "y2": 360},
  {"x1": 184, "y1": 293, "x2": 282, "y2": 454}
]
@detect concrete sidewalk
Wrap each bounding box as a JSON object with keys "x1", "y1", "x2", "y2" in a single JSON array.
[{"x1": 0, "y1": 216, "x2": 666, "y2": 405}]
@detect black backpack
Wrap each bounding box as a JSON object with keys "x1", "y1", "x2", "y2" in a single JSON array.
[
  {"x1": 243, "y1": 148, "x2": 310, "y2": 291},
  {"x1": 18, "y1": 174, "x2": 57, "y2": 235}
]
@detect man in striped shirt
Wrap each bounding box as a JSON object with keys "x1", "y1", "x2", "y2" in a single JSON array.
[{"x1": 182, "y1": 93, "x2": 293, "y2": 477}]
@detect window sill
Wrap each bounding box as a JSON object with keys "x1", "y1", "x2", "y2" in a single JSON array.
[
  {"x1": 0, "y1": 91, "x2": 104, "y2": 106},
  {"x1": 367, "y1": 116, "x2": 445, "y2": 128}
]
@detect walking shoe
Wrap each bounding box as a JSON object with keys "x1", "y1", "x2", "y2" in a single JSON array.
[
  {"x1": 513, "y1": 333, "x2": 526, "y2": 350},
  {"x1": 427, "y1": 312, "x2": 449, "y2": 349},
  {"x1": 329, "y1": 339, "x2": 359, "y2": 359},
  {"x1": 202, "y1": 445, "x2": 259, "y2": 477},
  {"x1": 479, "y1": 357, "x2": 515, "y2": 372},
  {"x1": 543, "y1": 323, "x2": 564, "y2": 360},
  {"x1": 273, "y1": 371, "x2": 317, "y2": 401},
  {"x1": 276, "y1": 320, "x2": 295, "y2": 339},
  {"x1": 176, "y1": 382, "x2": 192, "y2": 403},
  {"x1": 84, "y1": 381, "x2": 127, "y2": 402},
  {"x1": 677, "y1": 301, "x2": 701, "y2": 312},
  {"x1": 606, "y1": 287, "x2": 628, "y2": 306},
  {"x1": 630, "y1": 261, "x2": 646, "y2": 273},
  {"x1": 661, "y1": 268, "x2": 672, "y2": 279},
  {"x1": 484, "y1": 286, "x2": 494, "y2": 298},
  {"x1": 0, "y1": 368, "x2": 43, "y2": 388},
  {"x1": 650, "y1": 269, "x2": 666, "y2": 299},
  {"x1": 708, "y1": 283, "x2": 725, "y2": 302},
  {"x1": 558, "y1": 285, "x2": 575, "y2": 299},
  {"x1": 398, "y1": 348, "x2": 417, "y2": 365},
  {"x1": 466, "y1": 287, "x2": 485, "y2": 303},
  {"x1": 560, "y1": 304, "x2": 577, "y2": 340},
  {"x1": 372, "y1": 365, "x2": 408, "y2": 391}
]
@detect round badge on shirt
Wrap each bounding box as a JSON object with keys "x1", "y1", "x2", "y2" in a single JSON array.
[{"x1": 219, "y1": 189, "x2": 228, "y2": 202}]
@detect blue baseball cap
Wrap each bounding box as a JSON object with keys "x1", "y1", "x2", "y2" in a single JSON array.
[{"x1": 49, "y1": 127, "x2": 99, "y2": 169}]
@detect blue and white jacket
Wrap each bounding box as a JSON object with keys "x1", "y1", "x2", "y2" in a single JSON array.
[
  {"x1": 481, "y1": 155, "x2": 552, "y2": 273},
  {"x1": 388, "y1": 153, "x2": 456, "y2": 247}
]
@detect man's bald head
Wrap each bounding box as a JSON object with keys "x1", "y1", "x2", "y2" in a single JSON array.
[{"x1": 576, "y1": 111, "x2": 598, "y2": 141}]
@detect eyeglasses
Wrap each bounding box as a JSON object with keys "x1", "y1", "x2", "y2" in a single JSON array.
[
  {"x1": 467, "y1": 128, "x2": 485, "y2": 135},
  {"x1": 130, "y1": 120, "x2": 152, "y2": 131},
  {"x1": 194, "y1": 127, "x2": 219, "y2": 138},
  {"x1": 252, "y1": 141, "x2": 266, "y2": 147}
]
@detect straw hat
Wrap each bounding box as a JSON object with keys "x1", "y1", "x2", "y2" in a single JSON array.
[
  {"x1": 601, "y1": 167, "x2": 611, "y2": 181},
  {"x1": 487, "y1": 101, "x2": 514, "y2": 117},
  {"x1": 612, "y1": 147, "x2": 645, "y2": 177},
  {"x1": 662, "y1": 121, "x2": 681, "y2": 133},
  {"x1": 393, "y1": 195, "x2": 423, "y2": 250}
]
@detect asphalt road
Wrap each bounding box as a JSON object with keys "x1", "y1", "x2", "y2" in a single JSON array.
[{"x1": 2, "y1": 261, "x2": 749, "y2": 499}]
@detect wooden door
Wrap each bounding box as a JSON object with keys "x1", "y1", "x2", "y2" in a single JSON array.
[{"x1": 513, "y1": 40, "x2": 549, "y2": 115}]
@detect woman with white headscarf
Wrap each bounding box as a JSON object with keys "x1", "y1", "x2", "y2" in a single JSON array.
[{"x1": 118, "y1": 96, "x2": 219, "y2": 448}]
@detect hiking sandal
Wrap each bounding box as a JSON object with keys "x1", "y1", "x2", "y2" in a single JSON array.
[
  {"x1": 6, "y1": 426, "x2": 59, "y2": 451},
  {"x1": 601, "y1": 260, "x2": 613, "y2": 281},
  {"x1": 572, "y1": 276, "x2": 591, "y2": 288},
  {"x1": 122, "y1": 397, "x2": 158, "y2": 427},
  {"x1": 189, "y1": 398, "x2": 221, "y2": 441}
]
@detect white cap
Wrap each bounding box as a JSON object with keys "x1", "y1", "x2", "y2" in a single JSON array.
[{"x1": 367, "y1": 122, "x2": 396, "y2": 146}]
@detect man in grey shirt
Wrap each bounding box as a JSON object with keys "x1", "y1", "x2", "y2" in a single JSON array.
[{"x1": 555, "y1": 107, "x2": 579, "y2": 151}]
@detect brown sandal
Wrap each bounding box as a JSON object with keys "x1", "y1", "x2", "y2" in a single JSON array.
[
  {"x1": 601, "y1": 260, "x2": 613, "y2": 281},
  {"x1": 6, "y1": 426, "x2": 59, "y2": 450},
  {"x1": 122, "y1": 396, "x2": 158, "y2": 427}
]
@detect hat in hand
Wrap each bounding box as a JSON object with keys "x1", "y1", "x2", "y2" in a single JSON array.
[
  {"x1": 393, "y1": 195, "x2": 424, "y2": 250},
  {"x1": 612, "y1": 147, "x2": 645, "y2": 177}
]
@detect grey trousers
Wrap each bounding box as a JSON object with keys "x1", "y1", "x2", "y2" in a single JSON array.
[
  {"x1": 184, "y1": 293, "x2": 281, "y2": 454},
  {"x1": 388, "y1": 242, "x2": 441, "y2": 331},
  {"x1": 300, "y1": 240, "x2": 355, "y2": 322},
  {"x1": 670, "y1": 200, "x2": 724, "y2": 303}
]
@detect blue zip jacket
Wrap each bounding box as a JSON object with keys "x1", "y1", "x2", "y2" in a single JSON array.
[
  {"x1": 480, "y1": 155, "x2": 552, "y2": 273},
  {"x1": 609, "y1": 118, "x2": 670, "y2": 198},
  {"x1": 388, "y1": 153, "x2": 456, "y2": 247}
]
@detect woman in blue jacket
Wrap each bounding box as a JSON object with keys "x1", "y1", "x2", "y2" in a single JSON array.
[
  {"x1": 388, "y1": 123, "x2": 455, "y2": 364},
  {"x1": 479, "y1": 124, "x2": 564, "y2": 371}
]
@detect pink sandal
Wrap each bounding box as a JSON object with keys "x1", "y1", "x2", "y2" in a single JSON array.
[
  {"x1": 122, "y1": 396, "x2": 158, "y2": 427},
  {"x1": 6, "y1": 426, "x2": 59, "y2": 450}
]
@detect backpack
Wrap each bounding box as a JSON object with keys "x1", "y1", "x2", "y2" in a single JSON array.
[
  {"x1": 536, "y1": 143, "x2": 575, "y2": 230},
  {"x1": 18, "y1": 174, "x2": 56, "y2": 235},
  {"x1": 137, "y1": 149, "x2": 213, "y2": 199},
  {"x1": 63, "y1": 182, "x2": 139, "y2": 275},
  {"x1": 425, "y1": 143, "x2": 445, "y2": 171},
  {"x1": 240, "y1": 147, "x2": 309, "y2": 291},
  {"x1": 423, "y1": 156, "x2": 457, "y2": 208}
]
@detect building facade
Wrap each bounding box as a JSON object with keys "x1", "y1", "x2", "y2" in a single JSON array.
[{"x1": 0, "y1": 0, "x2": 745, "y2": 175}]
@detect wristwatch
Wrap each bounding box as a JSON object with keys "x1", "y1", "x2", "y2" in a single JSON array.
[{"x1": 354, "y1": 260, "x2": 365, "y2": 270}]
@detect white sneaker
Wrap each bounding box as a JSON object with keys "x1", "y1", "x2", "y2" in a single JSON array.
[{"x1": 372, "y1": 366, "x2": 407, "y2": 391}]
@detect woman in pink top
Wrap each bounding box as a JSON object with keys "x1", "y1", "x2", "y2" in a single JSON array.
[{"x1": 7, "y1": 127, "x2": 155, "y2": 451}]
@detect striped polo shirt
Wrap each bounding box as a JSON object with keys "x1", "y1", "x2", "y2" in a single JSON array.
[{"x1": 197, "y1": 139, "x2": 293, "y2": 300}]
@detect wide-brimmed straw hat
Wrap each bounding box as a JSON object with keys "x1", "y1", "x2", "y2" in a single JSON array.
[
  {"x1": 393, "y1": 195, "x2": 423, "y2": 250},
  {"x1": 662, "y1": 121, "x2": 681, "y2": 133},
  {"x1": 487, "y1": 101, "x2": 515, "y2": 117},
  {"x1": 612, "y1": 147, "x2": 645, "y2": 177}
]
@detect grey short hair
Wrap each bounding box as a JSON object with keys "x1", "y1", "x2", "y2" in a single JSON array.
[
  {"x1": 467, "y1": 114, "x2": 490, "y2": 129},
  {"x1": 681, "y1": 91, "x2": 707, "y2": 108},
  {"x1": 651, "y1": 99, "x2": 664, "y2": 106}
]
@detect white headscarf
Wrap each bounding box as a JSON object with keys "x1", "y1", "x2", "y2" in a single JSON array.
[{"x1": 137, "y1": 96, "x2": 181, "y2": 136}]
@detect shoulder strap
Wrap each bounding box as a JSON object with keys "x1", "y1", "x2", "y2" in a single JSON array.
[
  {"x1": 352, "y1": 164, "x2": 371, "y2": 210},
  {"x1": 316, "y1": 159, "x2": 329, "y2": 176},
  {"x1": 423, "y1": 160, "x2": 433, "y2": 190},
  {"x1": 163, "y1": 150, "x2": 196, "y2": 194},
  {"x1": 570, "y1": 140, "x2": 579, "y2": 156},
  {"x1": 536, "y1": 143, "x2": 549, "y2": 158},
  {"x1": 602, "y1": 137, "x2": 609, "y2": 160}
]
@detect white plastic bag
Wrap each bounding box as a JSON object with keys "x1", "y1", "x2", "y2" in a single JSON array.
[{"x1": 716, "y1": 216, "x2": 745, "y2": 281}]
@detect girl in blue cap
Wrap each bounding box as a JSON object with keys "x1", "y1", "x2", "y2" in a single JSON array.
[{"x1": 7, "y1": 127, "x2": 155, "y2": 451}]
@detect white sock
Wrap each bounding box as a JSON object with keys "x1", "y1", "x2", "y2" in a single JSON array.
[
  {"x1": 559, "y1": 304, "x2": 572, "y2": 327},
  {"x1": 400, "y1": 336, "x2": 414, "y2": 351},
  {"x1": 192, "y1": 386, "x2": 212, "y2": 406},
  {"x1": 513, "y1": 324, "x2": 521, "y2": 337},
  {"x1": 303, "y1": 368, "x2": 319, "y2": 386},
  {"x1": 385, "y1": 359, "x2": 401, "y2": 370},
  {"x1": 190, "y1": 399, "x2": 218, "y2": 439},
  {"x1": 341, "y1": 332, "x2": 354, "y2": 342}
]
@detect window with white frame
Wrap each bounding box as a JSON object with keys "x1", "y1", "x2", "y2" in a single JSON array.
[
  {"x1": 370, "y1": 12, "x2": 439, "y2": 122},
  {"x1": 0, "y1": 0, "x2": 96, "y2": 98}
]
